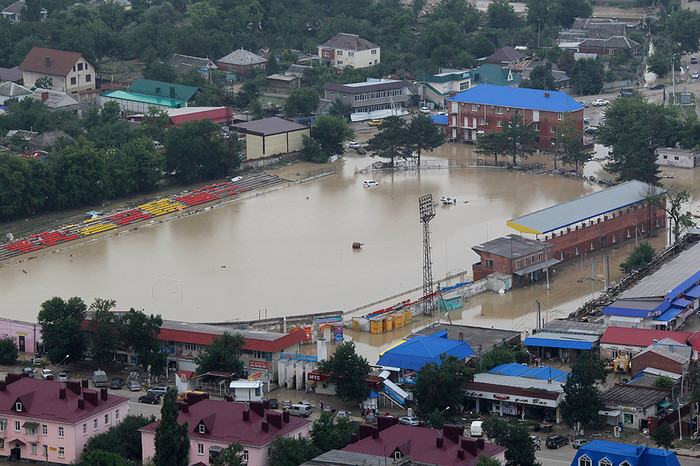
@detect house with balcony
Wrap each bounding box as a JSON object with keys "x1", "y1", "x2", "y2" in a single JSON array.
[
  {"x1": 140, "y1": 399, "x2": 311, "y2": 465},
  {"x1": 445, "y1": 84, "x2": 582, "y2": 146},
  {"x1": 19, "y1": 47, "x2": 96, "y2": 95},
  {"x1": 0, "y1": 374, "x2": 128, "y2": 464},
  {"x1": 417, "y1": 69, "x2": 471, "y2": 109},
  {"x1": 318, "y1": 33, "x2": 380, "y2": 69}
]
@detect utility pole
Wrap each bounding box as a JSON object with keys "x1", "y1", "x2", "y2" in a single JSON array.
[
  {"x1": 605, "y1": 255, "x2": 610, "y2": 292},
  {"x1": 544, "y1": 245, "x2": 550, "y2": 291},
  {"x1": 536, "y1": 300, "x2": 541, "y2": 331},
  {"x1": 672, "y1": 55, "x2": 676, "y2": 106}
]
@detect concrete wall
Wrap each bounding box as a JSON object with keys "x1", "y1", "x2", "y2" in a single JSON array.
[
  {"x1": 0, "y1": 318, "x2": 41, "y2": 355},
  {"x1": 245, "y1": 130, "x2": 309, "y2": 160}
]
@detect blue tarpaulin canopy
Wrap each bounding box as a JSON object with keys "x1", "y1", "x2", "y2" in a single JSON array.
[
  {"x1": 376, "y1": 330, "x2": 474, "y2": 371},
  {"x1": 671, "y1": 298, "x2": 692, "y2": 307},
  {"x1": 685, "y1": 284, "x2": 700, "y2": 299},
  {"x1": 524, "y1": 336, "x2": 593, "y2": 350},
  {"x1": 653, "y1": 307, "x2": 684, "y2": 322}
]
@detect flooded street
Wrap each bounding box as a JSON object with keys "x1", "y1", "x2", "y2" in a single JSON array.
[{"x1": 1, "y1": 141, "x2": 699, "y2": 363}]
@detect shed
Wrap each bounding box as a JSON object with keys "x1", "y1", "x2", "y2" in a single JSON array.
[
  {"x1": 228, "y1": 380, "x2": 263, "y2": 402},
  {"x1": 232, "y1": 117, "x2": 310, "y2": 160}
]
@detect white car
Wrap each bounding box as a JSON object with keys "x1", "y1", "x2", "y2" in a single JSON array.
[
  {"x1": 399, "y1": 416, "x2": 420, "y2": 426},
  {"x1": 346, "y1": 141, "x2": 361, "y2": 149},
  {"x1": 40, "y1": 369, "x2": 53, "y2": 379},
  {"x1": 419, "y1": 106, "x2": 431, "y2": 114},
  {"x1": 692, "y1": 71, "x2": 699, "y2": 79},
  {"x1": 592, "y1": 99, "x2": 609, "y2": 106},
  {"x1": 363, "y1": 180, "x2": 379, "y2": 187}
]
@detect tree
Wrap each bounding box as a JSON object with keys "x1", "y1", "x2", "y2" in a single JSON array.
[
  {"x1": 483, "y1": 418, "x2": 539, "y2": 466},
  {"x1": 570, "y1": 59, "x2": 604, "y2": 95},
  {"x1": 316, "y1": 341, "x2": 370, "y2": 403},
  {"x1": 213, "y1": 443, "x2": 245, "y2": 466},
  {"x1": 521, "y1": 62, "x2": 555, "y2": 90},
  {"x1": 652, "y1": 376, "x2": 675, "y2": 389},
  {"x1": 665, "y1": 9, "x2": 700, "y2": 55},
  {"x1": 268, "y1": 436, "x2": 320, "y2": 466},
  {"x1": 486, "y1": 0, "x2": 521, "y2": 30},
  {"x1": 326, "y1": 99, "x2": 353, "y2": 120},
  {"x1": 301, "y1": 135, "x2": 326, "y2": 163},
  {"x1": 0, "y1": 338, "x2": 18, "y2": 364},
  {"x1": 479, "y1": 346, "x2": 517, "y2": 372},
  {"x1": 414, "y1": 354, "x2": 474, "y2": 414},
  {"x1": 195, "y1": 332, "x2": 245, "y2": 376},
  {"x1": 647, "y1": 187, "x2": 694, "y2": 244},
  {"x1": 153, "y1": 389, "x2": 189, "y2": 466},
  {"x1": 118, "y1": 309, "x2": 166, "y2": 376},
  {"x1": 284, "y1": 88, "x2": 319, "y2": 117},
  {"x1": 310, "y1": 413, "x2": 357, "y2": 452},
  {"x1": 408, "y1": 114, "x2": 444, "y2": 167},
  {"x1": 476, "y1": 456, "x2": 502, "y2": 466},
  {"x1": 647, "y1": 53, "x2": 671, "y2": 78},
  {"x1": 559, "y1": 351, "x2": 607, "y2": 433},
  {"x1": 427, "y1": 408, "x2": 446, "y2": 429},
  {"x1": 34, "y1": 76, "x2": 53, "y2": 89},
  {"x1": 87, "y1": 298, "x2": 119, "y2": 368},
  {"x1": 500, "y1": 111, "x2": 537, "y2": 166},
  {"x1": 651, "y1": 423, "x2": 674, "y2": 450},
  {"x1": 83, "y1": 414, "x2": 156, "y2": 463},
  {"x1": 165, "y1": 119, "x2": 236, "y2": 183},
  {"x1": 138, "y1": 106, "x2": 170, "y2": 143},
  {"x1": 37, "y1": 297, "x2": 87, "y2": 363},
  {"x1": 555, "y1": 0, "x2": 591, "y2": 27},
  {"x1": 476, "y1": 131, "x2": 507, "y2": 166},
  {"x1": 47, "y1": 138, "x2": 109, "y2": 210},
  {"x1": 366, "y1": 116, "x2": 410, "y2": 166},
  {"x1": 311, "y1": 115, "x2": 353, "y2": 160},
  {"x1": 620, "y1": 242, "x2": 655, "y2": 273},
  {"x1": 555, "y1": 114, "x2": 592, "y2": 172},
  {"x1": 80, "y1": 450, "x2": 132, "y2": 466}
]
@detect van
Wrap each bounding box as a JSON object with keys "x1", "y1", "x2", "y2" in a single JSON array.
[
  {"x1": 619, "y1": 88, "x2": 635, "y2": 97},
  {"x1": 470, "y1": 420, "x2": 483, "y2": 437},
  {"x1": 288, "y1": 404, "x2": 312, "y2": 418},
  {"x1": 92, "y1": 370, "x2": 109, "y2": 388}
]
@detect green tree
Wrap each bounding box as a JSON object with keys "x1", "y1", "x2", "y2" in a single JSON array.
[
  {"x1": 47, "y1": 138, "x2": 109, "y2": 209},
  {"x1": 521, "y1": 62, "x2": 556, "y2": 90},
  {"x1": 118, "y1": 309, "x2": 166, "y2": 376},
  {"x1": 326, "y1": 99, "x2": 353, "y2": 119},
  {"x1": 557, "y1": 51, "x2": 576, "y2": 74},
  {"x1": 647, "y1": 187, "x2": 694, "y2": 244},
  {"x1": 476, "y1": 131, "x2": 508, "y2": 166},
  {"x1": 284, "y1": 88, "x2": 320, "y2": 117},
  {"x1": 479, "y1": 346, "x2": 517, "y2": 372},
  {"x1": 111, "y1": 137, "x2": 165, "y2": 194},
  {"x1": 153, "y1": 389, "x2": 189, "y2": 466},
  {"x1": 486, "y1": 0, "x2": 521, "y2": 30},
  {"x1": 570, "y1": 59, "x2": 604, "y2": 95},
  {"x1": 34, "y1": 76, "x2": 53, "y2": 89},
  {"x1": 555, "y1": 114, "x2": 592, "y2": 172},
  {"x1": 555, "y1": 0, "x2": 592, "y2": 27},
  {"x1": 317, "y1": 341, "x2": 370, "y2": 403},
  {"x1": 665, "y1": 9, "x2": 700, "y2": 55},
  {"x1": 37, "y1": 297, "x2": 87, "y2": 363},
  {"x1": 80, "y1": 450, "x2": 132, "y2": 466},
  {"x1": 366, "y1": 116, "x2": 409, "y2": 166},
  {"x1": 310, "y1": 413, "x2": 358, "y2": 452},
  {"x1": 87, "y1": 298, "x2": 119, "y2": 368},
  {"x1": 408, "y1": 114, "x2": 444, "y2": 167},
  {"x1": 138, "y1": 106, "x2": 171, "y2": 143},
  {"x1": 500, "y1": 111, "x2": 537, "y2": 166},
  {"x1": 647, "y1": 53, "x2": 671, "y2": 78},
  {"x1": 268, "y1": 436, "x2": 320, "y2": 466},
  {"x1": 620, "y1": 242, "x2": 656, "y2": 273},
  {"x1": 651, "y1": 423, "x2": 674, "y2": 450},
  {"x1": 559, "y1": 351, "x2": 607, "y2": 433},
  {"x1": 213, "y1": 443, "x2": 245, "y2": 466},
  {"x1": 311, "y1": 114, "x2": 353, "y2": 159},
  {"x1": 144, "y1": 57, "x2": 178, "y2": 83},
  {"x1": 195, "y1": 332, "x2": 245, "y2": 376},
  {"x1": 483, "y1": 418, "x2": 539, "y2": 466},
  {"x1": 0, "y1": 154, "x2": 51, "y2": 220},
  {"x1": 652, "y1": 376, "x2": 675, "y2": 389},
  {"x1": 427, "y1": 408, "x2": 445, "y2": 429},
  {"x1": 414, "y1": 354, "x2": 474, "y2": 414},
  {"x1": 477, "y1": 455, "x2": 502, "y2": 466},
  {"x1": 83, "y1": 414, "x2": 155, "y2": 462},
  {"x1": 301, "y1": 135, "x2": 326, "y2": 163},
  {"x1": 0, "y1": 338, "x2": 19, "y2": 364}
]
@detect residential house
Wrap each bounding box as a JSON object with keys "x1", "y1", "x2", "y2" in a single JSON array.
[
  {"x1": 100, "y1": 79, "x2": 199, "y2": 113},
  {"x1": 599, "y1": 327, "x2": 698, "y2": 361},
  {"x1": 0, "y1": 66, "x2": 23, "y2": 84},
  {"x1": 266, "y1": 74, "x2": 300, "y2": 93},
  {"x1": 578, "y1": 36, "x2": 640, "y2": 56},
  {"x1": 0, "y1": 82, "x2": 32, "y2": 105},
  {"x1": 0, "y1": 318, "x2": 41, "y2": 355},
  {"x1": 0, "y1": 374, "x2": 128, "y2": 464},
  {"x1": 169, "y1": 53, "x2": 217, "y2": 76},
  {"x1": 417, "y1": 69, "x2": 471, "y2": 109},
  {"x1": 28, "y1": 89, "x2": 81, "y2": 112},
  {"x1": 571, "y1": 440, "x2": 680, "y2": 466},
  {"x1": 0, "y1": 0, "x2": 47, "y2": 22},
  {"x1": 656, "y1": 147, "x2": 697, "y2": 168},
  {"x1": 470, "y1": 63, "x2": 521, "y2": 87},
  {"x1": 598, "y1": 384, "x2": 671, "y2": 430},
  {"x1": 28, "y1": 130, "x2": 75, "y2": 152},
  {"x1": 342, "y1": 418, "x2": 506, "y2": 465},
  {"x1": 446, "y1": 84, "x2": 580, "y2": 146},
  {"x1": 518, "y1": 61, "x2": 571, "y2": 90},
  {"x1": 231, "y1": 117, "x2": 310, "y2": 161},
  {"x1": 86, "y1": 0, "x2": 132, "y2": 10},
  {"x1": 571, "y1": 17, "x2": 642, "y2": 35},
  {"x1": 569, "y1": 18, "x2": 628, "y2": 39},
  {"x1": 140, "y1": 399, "x2": 311, "y2": 466},
  {"x1": 19, "y1": 47, "x2": 96, "y2": 94},
  {"x1": 471, "y1": 234, "x2": 557, "y2": 284},
  {"x1": 322, "y1": 78, "x2": 410, "y2": 118},
  {"x1": 482, "y1": 46, "x2": 525, "y2": 67},
  {"x1": 216, "y1": 49, "x2": 267, "y2": 77},
  {"x1": 318, "y1": 33, "x2": 380, "y2": 69},
  {"x1": 631, "y1": 338, "x2": 693, "y2": 376}
]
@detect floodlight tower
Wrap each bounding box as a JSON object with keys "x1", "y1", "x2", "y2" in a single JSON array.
[{"x1": 419, "y1": 194, "x2": 436, "y2": 316}]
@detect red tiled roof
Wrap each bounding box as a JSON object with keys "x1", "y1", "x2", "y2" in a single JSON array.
[
  {"x1": 156, "y1": 327, "x2": 306, "y2": 352},
  {"x1": 600, "y1": 327, "x2": 694, "y2": 348},
  {"x1": 0, "y1": 376, "x2": 128, "y2": 424},
  {"x1": 685, "y1": 331, "x2": 700, "y2": 352},
  {"x1": 140, "y1": 399, "x2": 310, "y2": 447},
  {"x1": 19, "y1": 47, "x2": 90, "y2": 76},
  {"x1": 343, "y1": 423, "x2": 506, "y2": 465}
]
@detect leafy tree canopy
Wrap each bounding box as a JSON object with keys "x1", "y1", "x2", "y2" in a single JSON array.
[
  {"x1": 268, "y1": 435, "x2": 320, "y2": 466},
  {"x1": 414, "y1": 353, "x2": 474, "y2": 414},
  {"x1": 154, "y1": 389, "x2": 190, "y2": 466},
  {"x1": 195, "y1": 332, "x2": 245, "y2": 376},
  {"x1": 651, "y1": 422, "x2": 674, "y2": 450},
  {"x1": 284, "y1": 88, "x2": 320, "y2": 117},
  {"x1": 118, "y1": 309, "x2": 166, "y2": 376},
  {"x1": 311, "y1": 114, "x2": 353, "y2": 160},
  {"x1": 620, "y1": 242, "x2": 655, "y2": 274},
  {"x1": 0, "y1": 338, "x2": 19, "y2": 365},
  {"x1": 310, "y1": 413, "x2": 358, "y2": 452},
  {"x1": 559, "y1": 351, "x2": 607, "y2": 432},
  {"x1": 37, "y1": 296, "x2": 87, "y2": 363},
  {"x1": 83, "y1": 414, "x2": 156, "y2": 463},
  {"x1": 317, "y1": 341, "x2": 370, "y2": 403}
]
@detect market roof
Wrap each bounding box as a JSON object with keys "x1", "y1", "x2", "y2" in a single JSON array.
[
  {"x1": 217, "y1": 49, "x2": 267, "y2": 66},
  {"x1": 572, "y1": 440, "x2": 680, "y2": 466},
  {"x1": 323, "y1": 79, "x2": 406, "y2": 94},
  {"x1": 19, "y1": 47, "x2": 90, "y2": 76},
  {"x1": 487, "y1": 363, "x2": 569, "y2": 381},
  {"x1": 473, "y1": 373, "x2": 565, "y2": 391},
  {"x1": 507, "y1": 181, "x2": 664, "y2": 234},
  {"x1": 319, "y1": 33, "x2": 379, "y2": 52},
  {"x1": 463, "y1": 380, "x2": 562, "y2": 399},
  {"x1": 599, "y1": 384, "x2": 671, "y2": 408},
  {"x1": 376, "y1": 330, "x2": 474, "y2": 370},
  {"x1": 600, "y1": 327, "x2": 694, "y2": 348},
  {"x1": 540, "y1": 319, "x2": 607, "y2": 336},
  {"x1": 524, "y1": 331, "x2": 598, "y2": 351},
  {"x1": 126, "y1": 79, "x2": 199, "y2": 102},
  {"x1": 232, "y1": 117, "x2": 309, "y2": 137},
  {"x1": 410, "y1": 323, "x2": 521, "y2": 357},
  {"x1": 449, "y1": 84, "x2": 580, "y2": 113},
  {"x1": 472, "y1": 234, "x2": 550, "y2": 259}
]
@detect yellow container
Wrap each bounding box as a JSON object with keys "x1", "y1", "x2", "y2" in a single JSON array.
[
  {"x1": 370, "y1": 319, "x2": 383, "y2": 334},
  {"x1": 392, "y1": 312, "x2": 405, "y2": 328},
  {"x1": 404, "y1": 310, "x2": 412, "y2": 324},
  {"x1": 383, "y1": 316, "x2": 393, "y2": 332}
]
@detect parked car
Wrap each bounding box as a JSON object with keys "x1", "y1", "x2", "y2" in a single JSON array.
[
  {"x1": 419, "y1": 106, "x2": 431, "y2": 114},
  {"x1": 128, "y1": 381, "x2": 141, "y2": 391},
  {"x1": 336, "y1": 410, "x2": 350, "y2": 419},
  {"x1": 282, "y1": 400, "x2": 292, "y2": 409},
  {"x1": 21, "y1": 368, "x2": 34, "y2": 378},
  {"x1": 691, "y1": 57, "x2": 697, "y2": 64},
  {"x1": 346, "y1": 141, "x2": 361, "y2": 149},
  {"x1": 288, "y1": 404, "x2": 312, "y2": 417},
  {"x1": 363, "y1": 180, "x2": 379, "y2": 187},
  {"x1": 368, "y1": 119, "x2": 382, "y2": 126},
  {"x1": 138, "y1": 394, "x2": 161, "y2": 404},
  {"x1": 692, "y1": 71, "x2": 699, "y2": 79},
  {"x1": 578, "y1": 101, "x2": 589, "y2": 107},
  {"x1": 147, "y1": 386, "x2": 170, "y2": 396},
  {"x1": 399, "y1": 416, "x2": 420, "y2": 426},
  {"x1": 546, "y1": 435, "x2": 570, "y2": 449},
  {"x1": 40, "y1": 369, "x2": 53, "y2": 379},
  {"x1": 267, "y1": 398, "x2": 279, "y2": 409},
  {"x1": 572, "y1": 439, "x2": 589, "y2": 449},
  {"x1": 583, "y1": 116, "x2": 590, "y2": 124},
  {"x1": 322, "y1": 405, "x2": 334, "y2": 413},
  {"x1": 298, "y1": 400, "x2": 311, "y2": 407},
  {"x1": 592, "y1": 99, "x2": 609, "y2": 106},
  {"x1": 356, "y1": 147, "x2": 367, "y2": 155},
  {"x1": 650, "y1": 83, "x2": 665, "y2": 90},
  {"x1": 110, "y1": 378, "x2": 125, "y2": 389},
  {"x1": 584, "y1": 126, "x2": 598, "y2": 135},
  {"x1": 58, "y1": 372, "x2": 68, "y2": 382}
]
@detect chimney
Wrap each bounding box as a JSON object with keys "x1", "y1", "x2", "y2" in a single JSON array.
[
  {"x1": 59, "y1": 388, "x2": 66, "y2": 399},
  {"x1": 100, "y1": 388, "x2": 108, "y2": 401},
  {"x1": 436, "y1": 435, "x2": 444, "y2": 448},
  {"x1": 45, "y1": 56, "x2": 51, "y2": 67},
  {"x1": 263, "y1": 399, "x2": 270, "y2": 410},
  {"x1": 84, "y1": 391, "x2": 98, "y2": 406},
  {"x1": 177, "y1": 402, "x2": 189, "y2": 413},
  {"x1": 170, "y1": 87, "x2": 176, "y2": 99},
  {"x1": 377, "y1": 415, "x2": 398, "y2": 432},
  {"x1": 351, "y1": 433, "x2": 358, "y2": 443},
  {"x1": 242, "y1": 408, "x2": 250, "y2": 422},
  {"x1": 544, "y1": 92, "x2": 550, "y2": 97},
  {"x1": 457, "y1": 449, "x2": 465, "y2": 460},
  {"x1": 81, "y1": 379, "x2": 88, "y2": 388},
  {"x1": 461, "y1": 438, "x2": 478, "y2": 457},
  {"x1": 477, "y1": 438, "x2": 485, "y2": 450},
  {"x1": 459, "y1": 332, "x2": 464, "y2": 341},
  {"x1": 266, "y1": 412, "x2": 282, "y2": 430},
  {"x1": 250, "y1": 401, "x2": 265, "y2": 417},
  {"x1": 372, "y1": 428, "x2": 379, "y2": 439},
  {"x1": 282, "y1": 410, "x2": 290, "y2": 423},
  {"x1": 78, "y1": 398, "x2": 85, "y2": 410},
  {"x1": 261, "y1": 421, "x2": 269, "y2": 432},
  {"x1": 0, "y1": 381, "x2": 5, "y2": 392},
  {"x1": 66, "y1": 381, "x2": 81, "y2": 395},
  {"x1": 6, "y1": 373, "x2": 21, "y2": 384},
  {"x1": 359, "y1": 424, "x2": 376, "y2": 440},
  {"x1": 442, "y1": 425, "x2": 462, "y2": 443}
]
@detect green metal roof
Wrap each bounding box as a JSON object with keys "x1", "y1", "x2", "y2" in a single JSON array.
[
  {"x1": 101, "y1": 90, "x2": 186, "y2": 108},
  {"x1": 471, "y1": 63, "x2": 521, "y2": 86},
  {"x1": 127, "y1": 79, "x2": 199, "y2": 102}
]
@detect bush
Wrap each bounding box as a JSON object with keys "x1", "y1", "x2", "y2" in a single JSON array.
[
  {"x1": 0, "y1": 338, "x2": 19, "y2": 364},
  {"x1": 620, "y1": 242, "x2": 655, "y2": 273}
]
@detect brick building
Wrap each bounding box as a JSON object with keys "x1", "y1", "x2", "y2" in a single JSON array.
[
  {"x1": 471, "y1": 234, "x2": 557, "y2": 284},
  {"x1": 445, "y1": 84, "x2": 582, "y2": 147},
  {"x1": 631, "y1": 338, "x2": 692, "y2": 375}
]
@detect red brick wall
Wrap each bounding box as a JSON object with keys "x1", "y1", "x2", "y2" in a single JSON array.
[
  {"x1": 472, "y1": 249, "x2": 548, "y2": 281},
  {"x1": 632, "y1": 351, "x2": 683, "y2": 375}
]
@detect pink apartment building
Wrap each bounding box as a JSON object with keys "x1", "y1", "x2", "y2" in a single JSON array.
[
  {"x1": 0, "y1": 373, "x2": 129, "y2": 463},
  {"x1": 140, "y1": 399, "x2": 311, "y2": 465}
]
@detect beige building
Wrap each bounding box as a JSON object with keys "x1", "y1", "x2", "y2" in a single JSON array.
[
  {"x1": 318, "y1": 33, "x2": 380, "y2": 69},
  {"x1": 19, "y1": 47, "x2": 96, "y2": 95},
  {"x1": 232, "y1": 117, "x2": 310, "y2": 160}
]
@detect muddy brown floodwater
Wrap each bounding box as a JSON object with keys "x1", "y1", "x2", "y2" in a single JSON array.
[{"x1": 1, "y1": 142, "x2": 698, "y2": 363}]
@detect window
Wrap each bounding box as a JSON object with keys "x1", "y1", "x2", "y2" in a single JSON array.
[
  {"x1": 533, "y1": 123, "x2": 540, "y2": 131},
  {"x1": 497, "y1": 120, "x2": 503, "y2": 127},
  {"x1": 70, "y1": 77, "x2": 77, "y2": 85},
  {"x1": 83, "y1": 423, "x2": 87, "y2": 435},
  {"x1": 77, "y1": 63, "x2": 84, "y2": 71},
  {"x1": 0, "y1": 420, "x2": 6, "y2": 432},
  {"x1": 558, "y1": 113, "x2": 564, "y2": 120},
  {"x1": 59, "y1": 447, "x2": 65, "y2": 458},
  {"x1": 621, "y1": 461, "x2": 632, "y2": 466},
  {"x1": 15, "y1": 402, "x2": 22, "y2": 412},
  {"x1": 612, "y1": 349, "x2": 619, "y2": 359},
  {"x1": 578, "y1": 455, "x2": 592, "y2": 466},
  {"x1": 524, "y1": 258, "x2": 529, "y2": 265},
  {"x1": 58, "y1": 426, "x2": 64, "y2": 437},
  {"x1": 243, "y1": 450, "x2": 249, "y2": 462},
  {"x1": 674, "y1": 156, "x2": 679, "y2": 160},
  {"x1": 348, "y1": 52, "x2": 354, "y2": 58},
  {"x1": 199, "y1": 424, "x2": 206, "y2": 434},
  {"x1": 0, "y1": 440, "x2": 5, "y2": 450},
  {"x1": 612, "y1": 234, "x2": 616, "y2": 243},
  {"x1": 599, "y1": 458, "x2": 612, "y2": 466},
  {"x1": 86, "y1": 74, "x2": 91, "y2": 82},
  {"x1": 337, "y1": 60, "x2": 343, "y2": 65},
  {"x1": 394, "y1": 451, "x2": 403, "y2": 460},
  {"x1": 531, "y1": 255, "x2": 536, "y2": 263},
  {"x1": 105, "y1": 414, "x2": 109, "y2": 425},
  {"x1": 472, "y1": 104, "x2": 478, "y2": 112},
  {"x1": 32, "y1": 443, "x2": 37, "y2": 455},
  {"x1": 478, "y1": 118, "x2": 487, "y2": 125},
  {"x1": 627, "y1": 229, "x2": 631, "y2": 238},
  {"x1": 656, "y1": 219, "x2": 660, "y2": 227},
  {"x1": 43, "y1": 445, "x2": 47, "y2": 457},
  {"x1": 515, "y1": 260, "x2": 521, "y2": 268},
  {"x1": 641, "y1": 224, "x2": 645, "y2": 232},
  {"x1": 590, "y1": 242, "x2": 595, "y2": 251},
  {"x1": 14, "y1": 421, "x2": 20, "y2": 432},
  {"x1": 42, "y1": 424, "x2": 47, "y2": 435},
  {"x1": 496, "y1": 107, "x2": 503, "y2": 114},
  {"x1": 623, "y1": 413, "x2": 634, "y2": 424},
  {"x1": 94, "y1": 419, "x2": 98, "y2": 430},
  {"x1": 337, "y1": 50, "x2": 343, "y2": 56},
  {"x1": 550, "y1": 126, "x2": 556, "y2": 133},
  {"x1": 116, "y1": 409, "x2": 120, "y2": 420},
  {"x1": 198, "y1": 444, "x2": 204, "y2": 455},
  {"x1": 371, "y1": 49, "x2": 377, "y2": 55},
  {"x1": 460, "y1": 82, "x2": 469, "y2": 90},
  {"x1": 485, "y1": 259, "x2": 493, "y2": 268},
  {"x1": 538, "y1": 253, "x2": 542, "y2": 261},
  {"x1": 575, "y1": 247, "x2": 580, "y2": 255}
]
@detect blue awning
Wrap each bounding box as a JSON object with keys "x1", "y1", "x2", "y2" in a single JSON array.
[
  {"x1": 671, "y1": 298, "x2": 692, "y2": 307},
  {"x1": 653, "y1": 307, "x2": 684, "y2": 322},
  {"x1": 684, "y1": 284, "x2": 700, "y2": 299},
  {"x1": 524, "y1": 337, "x2": 593, "y2": 350}
]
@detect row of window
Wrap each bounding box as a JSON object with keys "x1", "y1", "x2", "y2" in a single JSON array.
[
  {"x1": 70, "y1": 74, "x2": 92, "y2": 85},
  {"x1": 198, "y1": 443, "x2": 249, "y2": 461},
  {"x1": 515, "y1": 253, "x2": 544, "y2": 269},
  {"x1": 353, "y1": 88, "x2": 403, "y2": 101},
  {"x1": 0, "y1": 409, "x2": 119, "y2": 436},
  {"x1": 579, "y1": 456, "x2": 631, "y2": 466},
  {"x1": 336, "y1": 50, "x2": 354, "y2": 58},
  {"x1": 72, "y1": 62, "x2": 88, "y2": 72},
  {"x1": 354, "y1": 103, "x2": 401, "y2": 113},
  {"x1": 0, "y1": 440, "x2": 65, "y2": 458},
  {"x1": 467, "y1": 104, "x2": 566, "y2": 122}
]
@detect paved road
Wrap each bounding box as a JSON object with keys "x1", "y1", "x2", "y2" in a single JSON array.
[{"x1": 536, "y1": 445, "x2": 699, "y2": 466}]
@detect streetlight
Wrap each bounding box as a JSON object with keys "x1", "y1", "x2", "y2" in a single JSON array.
[{"x1": 58, "y1": 354, "x2": 69, "y2": 367}]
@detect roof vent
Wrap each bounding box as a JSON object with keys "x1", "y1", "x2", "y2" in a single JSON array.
[
  {"x1": 78, "y1": 398, "x2": 85, "y2": 410},
  {"x1": 45, "y1": 57, "x2": 51, "y2": 67},
  {"x1": 544, "y1": 92, "x2": 550, "y2": 97}
]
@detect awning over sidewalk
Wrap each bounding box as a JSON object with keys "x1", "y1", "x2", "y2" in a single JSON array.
[
  {"x1": 512, "y1": 258, "x2": 561, "y2": 276},
  {"x1": 524, "y1": 332, "x2": 596, "y2": 350}
]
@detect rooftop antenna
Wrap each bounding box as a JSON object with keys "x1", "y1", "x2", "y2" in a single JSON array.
[{"x1": 419, "y1": 194, "x2": 436, "y2": 316}]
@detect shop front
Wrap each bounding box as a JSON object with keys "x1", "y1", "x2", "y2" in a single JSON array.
[{"x1": 463, "y1": 381, "x2": 564, "y2": 423}]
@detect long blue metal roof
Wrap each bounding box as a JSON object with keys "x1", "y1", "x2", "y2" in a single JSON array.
[
  {"x1": 487, "y1": 363, "x2": 570, "y2": 381},
  {"x1": 448, "y1": 84, "x2": 583, "y2": 113},
  {"x1": 685, "y1": 284, "x2": 700, "y2": 299},
  {"x1": 524, "y1": 336, "x2": 593, "y2": 351},
  {"x1": 376, "y1": 330, "x2": 474, "y2": 371},
  {"x1": 573, "y1": 440, "x2": 680, "y2": 466}
]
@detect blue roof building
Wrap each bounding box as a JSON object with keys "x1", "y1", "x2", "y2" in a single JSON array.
[
  {"x1": 376, "y1": 330, "x2": 474, "y2": 371},
  {"x1": 571, "y1": 440, "x2": 680, "y2": 466},
  {"x1": 487, "y1": 363, "x2": 569, "y2": 382},
  {"x1": 448, "y1": 84, "x2": 582, "y2": 113}
]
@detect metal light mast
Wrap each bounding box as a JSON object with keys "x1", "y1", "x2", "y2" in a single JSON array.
[{"x1": 419, "y1": 194, "x2": 436, "y2": 316}]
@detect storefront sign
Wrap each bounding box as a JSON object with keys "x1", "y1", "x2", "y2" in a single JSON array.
[
  {"x1": 308, "y1": 372, "x2": 328, "y2": 382},
  {"x1": 248, "y1": 372, "x2": 263, "y2": 381},
  {"x1": 494, "y1": 394, "x2": 510, "y2": 400},
  {"x1": 465, "y1": 390, "x2": 559, "y2": 408},
  {"x1": 249, "y1": 360, "x2": 270, "y2": 369},
  {"x1": 280, "y1": 353, "x2": 318, "y2": 362},
  {"x1": 314, "y1": 316, "x2": 342, "y2": 324},
  {"x1": 334, "y1": 325, "x2": 344, "y2": 341}
]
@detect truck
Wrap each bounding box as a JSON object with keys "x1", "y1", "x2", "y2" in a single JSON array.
[
  {"x1": 92, "y1": 370, "x2": 109, "y2": 388},
  {"x1": 470, "y1": 420, "x2": 483, "y2": 437}
]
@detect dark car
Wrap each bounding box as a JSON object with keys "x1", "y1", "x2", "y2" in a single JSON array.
[
  {"x1": 267, "y1": 398, "x2": 279, "y2": 409},
  {"x1": 22, "y1": 368, "x2": 34, "y2": 378},
  {"x1": 356, "y1": 147, "x2": 367, "y2": 155},
  {"x1": 138, "y1": 394, "x2": 161, "y2": 405},
  {"x1": 650, "y1": 83, "x2": 665, "y2": 90},
  {"x1": 110, "y1": 378, "x2": 125, "y2": 389},
  {"x1": 546, "y1": 435, "x2": 570, "y2": 449},
  {"x1": 584, "y1": 127, "x2": 598, "y2": 135}
]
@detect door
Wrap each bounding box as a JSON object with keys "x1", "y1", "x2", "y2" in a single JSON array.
[
  {"x1": 11, "y1": 444, "x2": 21, "y2": 460},
  {"x1": 18, "y1": 336, "x2": 25, "y2": 352},
  {"x1": 600, "y1": 236, "x2": 608, "y2": 248}
]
